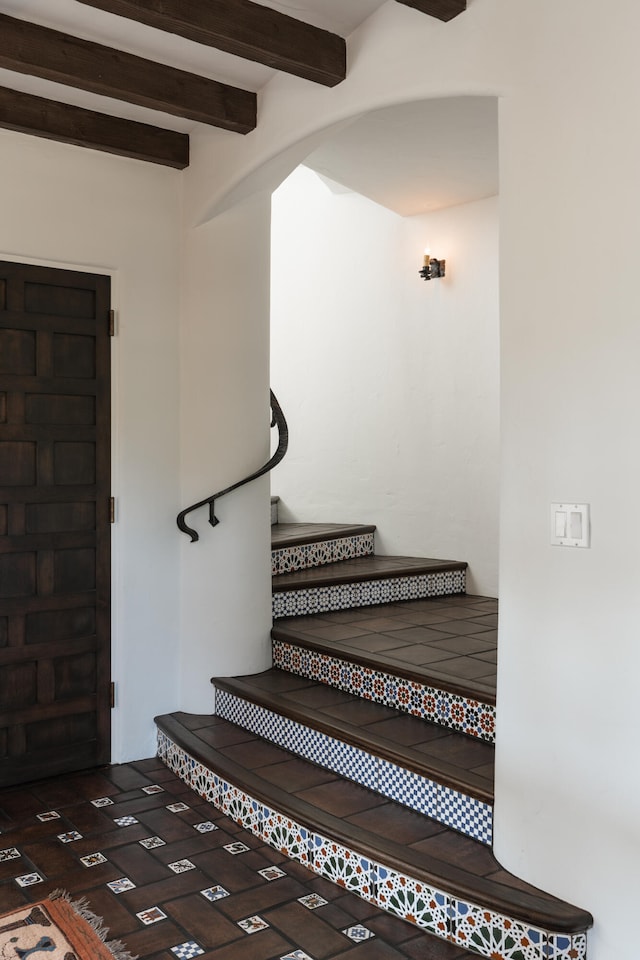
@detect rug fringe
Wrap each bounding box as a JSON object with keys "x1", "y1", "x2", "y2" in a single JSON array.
[{"x1": 49, "y1": 890, "x2": 139, "y2": 960}]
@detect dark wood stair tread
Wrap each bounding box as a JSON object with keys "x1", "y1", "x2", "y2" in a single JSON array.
[
  {"x1": 156, "y1": 711, "x2": 592, "y2": 936},
  {"x1": 272, "y1": 554, "x2": 467, "y2": 590},
  {"x1": 272, "y1": 521, "x2": 376, "y2": 548},
  {"x1": 212, "y1": 669, "x2": 494, "y2": 803},
  {"x1": 272, "y1": 595, "x2": 497, "y2": 704}
]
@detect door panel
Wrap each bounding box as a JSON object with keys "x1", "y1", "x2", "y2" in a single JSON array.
[{"x1": 0, "y1": 260, "x2": 111, "y2": 785}]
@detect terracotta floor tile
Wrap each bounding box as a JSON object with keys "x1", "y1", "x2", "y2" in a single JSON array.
[
  {"x1": 163, "y1": 892, "x2": 243, "y2": 948},
  {"x1": 0, "y1": 760, "x2": 477, "y2": 959},
  {"x1": 264, "y1": 899, "x2": 350, "y2": 959},
  {"x1": 296, "y1": 779, "x2": 387, "y2": 817}
]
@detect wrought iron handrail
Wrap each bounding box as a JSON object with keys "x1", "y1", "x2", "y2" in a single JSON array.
[{"x1": 177, "y1": 389, "x2": 289, "y2": 542}]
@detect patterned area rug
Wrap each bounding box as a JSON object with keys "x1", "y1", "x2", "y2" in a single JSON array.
[{"x1": 0, "y1": 891, "x2": 137, "y2": 960}]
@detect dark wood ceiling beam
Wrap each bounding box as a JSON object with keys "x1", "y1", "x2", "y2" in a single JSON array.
[
  {"x1": 76, "y1": 0, "x2": 346, "y2": 88},
  {"x1": 0, "y1": 14, "x2": 256, "y2": 133},
  {"x1": 0, "y1": 86, "x2": 189, "y2": 168},
  {"x1": 395, "y1": 0, "x2": 467, "y2": 22}
]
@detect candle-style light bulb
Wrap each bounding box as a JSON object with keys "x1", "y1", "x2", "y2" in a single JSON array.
[{"x1": 423, "y1": 248, "x2": 431, "y2": 267}]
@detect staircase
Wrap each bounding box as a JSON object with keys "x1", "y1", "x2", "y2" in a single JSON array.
[{"x1": 156, "y1": 520, "x2": 592, "y2": 960}]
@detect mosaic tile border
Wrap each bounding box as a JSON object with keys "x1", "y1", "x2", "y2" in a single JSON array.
[
  {"x1": 214, "y1": 689, "x2": 492, "y2": 844},
  {"x1": 272, "y1": 568, "x2": 466, "y2": 618},
  {"x1": 156, "y1": 732, "x2": 588, "y2": 960},
  {"x1": 271, "y1": 640, "x2": 496, "y2": 743},
  {"x1": 272, "y1": 533, "x2": 375, "y2": 576}
]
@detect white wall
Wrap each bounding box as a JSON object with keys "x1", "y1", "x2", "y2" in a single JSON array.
[
  {"x1": 178, "y1": 195, "x2": 273, "y2": 711},
  {"x1": 271, "y1": 167, "x2": 499, "y2": 596},
  {"x1": 0, "y1": 129, "x2": 181, "y2": 762},
  {"x1": 180, "y1": 1, "x2": 640, "y2": 955}
]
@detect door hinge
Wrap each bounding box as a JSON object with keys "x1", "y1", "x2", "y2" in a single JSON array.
[
  {"x1": 110, "y1": 682, "x2": 116, "y2": 709},
  {"x1": 109, "y1": 309, "x2": 116, "y2": 336},
  {"x1": 109, "y1": 497, "x2": 115, "y2": 523}
]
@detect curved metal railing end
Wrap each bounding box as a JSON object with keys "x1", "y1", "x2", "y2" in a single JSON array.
[{"x1": 176, "y1": 389, "x2": 289, "y2": 542}]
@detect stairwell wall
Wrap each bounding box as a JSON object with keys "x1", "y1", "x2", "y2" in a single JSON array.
[
  {"x1": 180, "y1": 1, "x2": 640, "y2": 957},
  {"x1": 270, "y1": 167, "x2": 499, "y2": 596}
]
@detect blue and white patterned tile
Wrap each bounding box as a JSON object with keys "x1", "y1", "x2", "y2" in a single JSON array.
[
  {"x1": 263, "y1": 811, "x2": 310, "y2": 864},
  {"x1": 171, "y1": 942, "x2": 205, "y2": 959},
  {"x1": 287, "y1": 721, "x2": 327, "y2": 767},
  {"x1": 326, "y1": 739, "x2": 378, "y2": 791},
  {"x1": 543, "y1": 932, "x2": 587, "y2": 960},
  {"x1": 311, "y1": 835, "x2": 375, "y2": 902},
  {"x1": 273, "y1": 570, "x2": 466, "y2": 619},
  {"x1": 16, "y1": 873, "x2": 44, "y2": 887},
  {"x1": 191, "y1": 762, "x2": 218, "y2": 805},
  {"x1": 378, "y1": 761, "x2": 437, "y2": 818},
  {"x1": 437, "y1": 786, "x2": 493, "y2": 844},
  {"x1": 342, "y1": 924, "x2": 375, "y2": 942},
  {"x1": 201, "y1": 885, "x2": 230, "y2": 902},
  {"x1": 215, "y1": 690, "x2": 246, "y2": 727},
  {"x1": 451, "y1": 901, "x2": 545, "y2": 959},
  {"x1": 374, "y1": 864, "x2": 449, "y2": 938},
  {"x1": 220, "y1": 784, "x2": 262, "y2": 837}
]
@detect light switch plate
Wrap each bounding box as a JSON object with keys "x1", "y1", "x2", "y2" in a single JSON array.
[{"x1": 551, "y1": 503, "x2": 590, "y2": 547}]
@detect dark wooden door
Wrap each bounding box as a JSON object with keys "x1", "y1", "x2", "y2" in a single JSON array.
[{"x1": 0, "y1": 261, "x2": 111, "y2": 785}]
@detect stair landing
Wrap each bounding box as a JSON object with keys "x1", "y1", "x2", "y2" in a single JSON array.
[{"x1": 274, "y1": 594, "x2": 497, "y2": 702}]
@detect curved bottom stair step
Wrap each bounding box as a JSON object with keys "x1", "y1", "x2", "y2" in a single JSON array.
[
  {"x1": 212, "y1": 671, "x2": 494, "y2": 843},
  {"x1": 156, "y1": 712, "x2": 592, "y2": 960}
]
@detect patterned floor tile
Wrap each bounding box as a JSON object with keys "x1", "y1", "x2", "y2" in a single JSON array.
[
  {"x1": 343, "y1": 924, "x2": 376, "y2": 941},
  {"x1": 238, "y1": 915, "x2": 269, "y2": 934},
  {"x1": 298, "y1": 894, "x2": 328, "y2": 910},
  {"x1": 136, "y1": 906, "x2": 168, "y2": 925},
  {"x1": 80, "y1": 852, "x2": 108, "y2": 867},
  {"x1": 200, "y1": 885, "x2": 230, "y2": 902},
  {"x1": 168, "y1": 859, "x2": 196, "y2": 873},
  {"x1": 223, "y1": 841, "x2": 250, "y2": 854},
  {"x1": 57, "y1": 831, "x2": 82, "y2": 842},
  {"x1": 259, "y1": 866, "x2": 287, "y2": 881},
  {"x1": 15, "y1": 873, "x2": 43, "y2": 887},
  {"x1": 0, "y1": 848, "x2": 21, "y2": 861},
  {"x1": 108, "y1": 878, "x2": 137, "y2": 894},
  {"x1": 139, "y1": 836, "x2": 166, "y2": 849},
  {"x1": 171, "y1": 941, "x2": 205, "y2": 959}
]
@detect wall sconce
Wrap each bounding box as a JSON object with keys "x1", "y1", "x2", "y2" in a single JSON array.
[{"x1": 419, "y1": 249, "x2": 445, "y2": 281}]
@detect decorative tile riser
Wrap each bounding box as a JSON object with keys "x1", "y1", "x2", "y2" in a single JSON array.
[
  {"x1": 156, "y1": 730, "x2": 587, "y2": 960},
  {"x1": 272, "y1": 533, "x2": 375, "y2": 576},
  {"x1": 272, "y1": 568, "x2": 466, "y2": 618},
  {"x1": 271, "y1": 639, "x2": 496, "y2": 743},
  {"x1": 214, "y1": 688, "x2": 492, "y2": 844}
]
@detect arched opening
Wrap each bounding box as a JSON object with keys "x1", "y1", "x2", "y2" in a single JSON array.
[{"x1": 270, "y1": 96, "x2": 500, "y2": 598}]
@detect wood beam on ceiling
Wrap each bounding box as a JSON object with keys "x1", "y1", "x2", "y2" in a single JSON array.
[
  {"x1": 76, "y1": 0, "x2": 346, "y2": 88},
  {"x1": 395, "y1": 0, "x2": 467, "y2": 22},
  {"x1": 0, "y1": 14, "x2": 256, "y2": 133},
  {"x1": 0, "y1": 86, "x2": 189, "y2": 168}
]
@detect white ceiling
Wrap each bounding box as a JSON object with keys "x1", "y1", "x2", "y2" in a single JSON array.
[
  {"x1": 0, "y1": 0, "x2": 389, "y2": 132},
  {"x1": 303, "y1": 97, "x2": 499, "y2": 216},
  {"x1": 0, "y1": 3, "x2": 498, "y2": 215}
]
